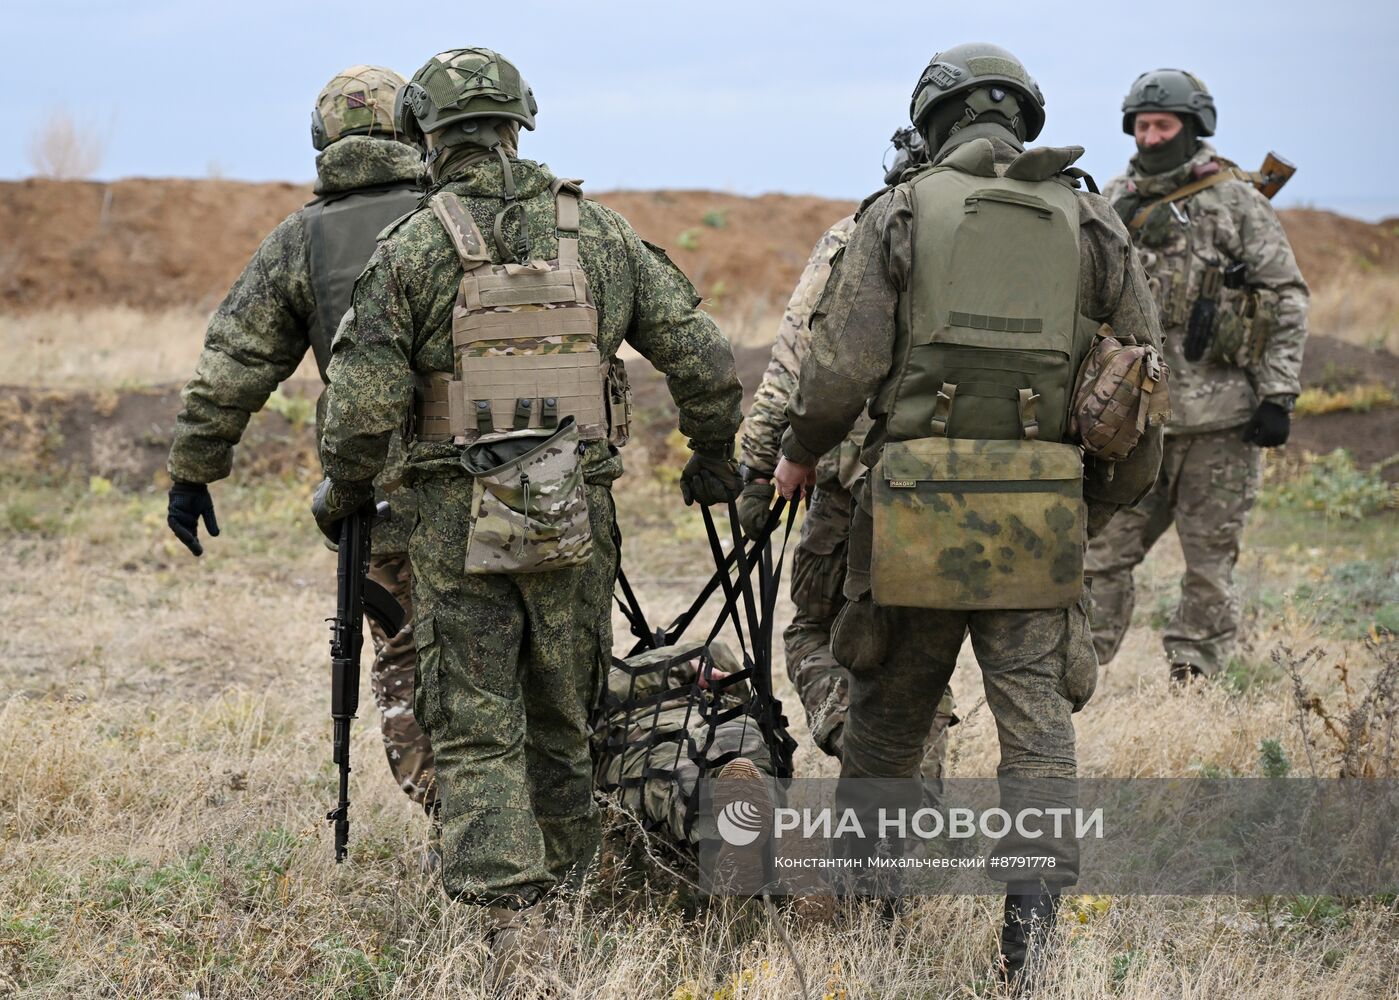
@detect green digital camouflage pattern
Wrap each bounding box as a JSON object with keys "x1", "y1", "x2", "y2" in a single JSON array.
[
  {"x1": 593, "y1": 641, "x2": 772, "y2": 847},
  {"x1": 411, "y1": 479, "x2": 616, "y2": 905},
  {"x1": 320, "y1": 153, "x2": 741, "y2": 906},
  {"x1": 1085, "y1": 429, "x2": 1260, "y2": 675},
  {"x1": 320, "y1": 154, "x2": 741, "y2": 487},
  {"x1": 740, "y1": 215, "x2": 866, "y2": 486},
  {"x1": 167, "y1": 134, "x2": 423, "y2": 552},
  {"x1": 871, "y1": 438, "x2": 1086, "y2": 611},
  {"x1": 461, "y1": 423, "x2": 593, "y2": 574},
  {"x1": 366, "y1": 552, "x2": 436, "y2": 806},
  {"x1": 1104, "y1": 141, "x2": 1308, "y2": 433}
]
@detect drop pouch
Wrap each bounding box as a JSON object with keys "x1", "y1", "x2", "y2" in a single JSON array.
[{"x1": 460, "y1": 417, "x2": 593, "y2": 574}]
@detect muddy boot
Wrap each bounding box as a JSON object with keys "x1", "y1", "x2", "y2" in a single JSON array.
[
  {"x1": 711, "y1": 757, "x2": 773, "y2": 895},
  {"x1": 485, "y1": 902, "x2": 551, "y2": 994},
  {"x1": 998, "y1": 886, "x2": 1060, "y2": 995}
]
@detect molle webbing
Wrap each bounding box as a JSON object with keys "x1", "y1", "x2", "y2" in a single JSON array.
[{"x1": 414, "y1": 179, "x2": 608, "y2": 443}]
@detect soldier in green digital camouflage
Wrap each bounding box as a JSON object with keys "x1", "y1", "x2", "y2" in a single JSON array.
[
  {"x1": 773, "y1": 44, "x2": 1162, "y2": 988},
  {"x1": 1085, "y1": 70, "x2": 1309, "y2": 683},
  {"x1": 311, "y1": 47, "x2": 742, "y2": 978},
  {"x1": 165, "y1": 66, "x2": 438, "y2": 812},
  {"x1": 738, "y1": 130, "x2": 956, "y2": 786}
]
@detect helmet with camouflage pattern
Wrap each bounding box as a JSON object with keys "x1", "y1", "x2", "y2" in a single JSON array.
[
  {"x1": 393, "y1": 48, "x2": 538, "y2": 146},
  {"x1": 909, "y1": 42, "x2": 1045, "y2": 142},
  {"x1": 1121, "y1": 69, "x2": 1216, "y2": 137},
  {"x1": 311, "y1": 65, "x2": 407, "y2": 151}
]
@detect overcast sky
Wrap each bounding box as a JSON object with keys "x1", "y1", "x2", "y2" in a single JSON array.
[{"x1": 5, "y1": 0, "x2": 1396, "y2": 219}]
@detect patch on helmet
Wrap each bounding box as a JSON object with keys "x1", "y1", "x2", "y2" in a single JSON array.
[
  {"x1": 966, "y1": 56, "x2": 1026, "y2": 84},
  {"x1": 345, "y1": 91, "x2": 368, "y2": 109}
]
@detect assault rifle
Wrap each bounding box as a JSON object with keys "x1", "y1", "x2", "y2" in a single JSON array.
[{"x1": 327, "y1": 501, "x2": 405, "y2": 863}]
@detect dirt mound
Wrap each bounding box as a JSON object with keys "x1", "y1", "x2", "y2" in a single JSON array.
[{"x1": 0, "y1": 178, "x2": 855, "y2": 315}]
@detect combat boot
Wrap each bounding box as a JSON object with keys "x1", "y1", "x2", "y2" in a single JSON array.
[
  {"x1": 1169, "y1": 660, "x2": 1206, "y2": 687},
  {"x1": 711, "y1": 757, "x2": 773, "y2": 895},
  {"x1": 485, "y1": 902, "x2": 552, "y2": 994},
  {"x1": 998, "y1": 886, "x2": 1060, "y2": 995}
]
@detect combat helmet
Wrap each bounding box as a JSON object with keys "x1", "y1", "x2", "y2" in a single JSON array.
[
  {"x1": 1121, "y1": 69, "x2": 1216, "y2": 136},
  {"x1": 311, "y1": 65, "x2": 407, "y2": 151},
  {"x1": 393, "y1": 47, "x2": 538, "y2": 146},
  {"x1": 909, "y1": 42, "x2": 1046, "y2": 142}
]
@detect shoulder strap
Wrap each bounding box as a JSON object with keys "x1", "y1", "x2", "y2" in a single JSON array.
[
  {"x1": 428, "y1": 193, "x2": 492, "y2": 270},
  {"x1": 1127, "y1": 165, "x2": 1248, "y2": 233},
  {"x1": 550, "y1": 177, "x2": 584, "y2": 269}
]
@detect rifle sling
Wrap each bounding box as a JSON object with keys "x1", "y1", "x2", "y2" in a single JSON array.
[
  {"x1": 1127, "y1": 166, "x2": 1256, "y2": 233},
  {"x1": 362, "y1": 578, "x2": 406, "y2": 637}
]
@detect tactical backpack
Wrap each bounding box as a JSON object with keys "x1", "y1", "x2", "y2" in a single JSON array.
[
  {"x1": 869, "y1": 140, "x2": 1098, "y2": 611},
  {"x1": 413, "y1": 179, "x2": 627, "y2": 574}
]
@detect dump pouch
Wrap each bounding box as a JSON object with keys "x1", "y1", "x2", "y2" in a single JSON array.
[
  {"x1": 460, "y1": 417, "x2": 592, "y2": 574},
  {"x1": 870, "y1": 437, "x2": 1085, "y2": 611},
  {"x1": 1069, "y1": 328, "x2": 1170, "y2": 461}
]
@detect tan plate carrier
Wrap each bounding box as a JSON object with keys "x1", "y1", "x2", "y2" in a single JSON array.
[{"x1": 414, "y1": 179, "x2": 609, "y2": 445}]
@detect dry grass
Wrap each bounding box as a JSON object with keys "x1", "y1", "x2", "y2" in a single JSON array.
[
  {"x1": 2, "y1": 441, "x2": 1397, "y2": 997},
  {"x1": 1309, "y1": 268, "x2": 1399, "y2": 354},
  {"x1": 0, "y1": 308, "x2": 322, "y2": 388}
]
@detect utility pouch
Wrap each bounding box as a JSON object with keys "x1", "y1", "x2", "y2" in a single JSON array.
[
  {"x1": 460, "y1": 417, "x2": 592, "y2": 574},
  {"x1": 870, "y1": 437, "x2": 1085, "y2": 611},
  {"x1": 605, "y1": 357, "x2": 632, "y2": 447},
  {"x1": 1183, "y1": 267, "x2": 1221, "y2": 363},
  {"x1": 1070, "y1": 328, "x2": 1170, "y2": 461}
]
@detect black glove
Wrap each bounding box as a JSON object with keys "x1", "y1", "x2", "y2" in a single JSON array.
[
  {"x1": 167, "y1": 481, "x2": 219, "y2": 557},
  {"x1": 311, "y1": 477, "x2": 373, "y2": 543},
  {"x1": 1240, "y1": 401, "x2": 1290, "y2": 448},
  {"x1": 736, "y1": 480, "x2": 776, "y2": 537},
  {"x1": 680, "y1": 444, "x2": 743, "y2": 507}
]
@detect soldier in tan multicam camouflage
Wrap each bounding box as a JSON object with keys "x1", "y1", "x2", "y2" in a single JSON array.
[
  {"x1": 165, "y1": 65, "x2": 437, "y2": 811},
  {"x1": 1084, "y1": 70, "x2": 1309, "y2": 682},
  {"x1": 312, "y1": 49, "x2": 742, "y2": 960},
  {"x1": 737, "y1": 140, "x2": 957, "y2": 781}
]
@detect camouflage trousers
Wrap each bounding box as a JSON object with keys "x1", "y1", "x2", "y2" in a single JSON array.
[
  {"x1": 365, "y1": 552, "x2": 436, "y2": 810},
  {"x1": 830, "y1": 503, "x2": 1095, "y2": 884},
  {"x1": 786, "y1": 482, "x2": 956, "y2": 772},
  {"x1": 602, "y1": 717, "x2": 774, "y2": 848},
  {"x1": 409, "y1": 477, "x2": 615, "y2": 907},
  {"x1": 1084, "y1": 429, "x2": 1260, "y2": 676}
]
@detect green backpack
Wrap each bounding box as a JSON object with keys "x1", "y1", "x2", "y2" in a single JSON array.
[{"x1": 870, "y1": 139, "x2": 1097, "y2": 611}]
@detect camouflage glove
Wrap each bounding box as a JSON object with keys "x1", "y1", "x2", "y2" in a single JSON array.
[
  {"x1": 680, "y1": 442, "x2": 742, "y2": 507},
  {"x1": 737, "y1": 480, "x2": 776, "y2": 538},
  {"x1": 167, "y1": 481, "x2": 220, "y2": 557},
  {"x1": 312, "y1": 477, "x2": 374, "y2": 543},
  {"x1": 1240, "y1": 400, "x2": 1290, "y2": 448}
]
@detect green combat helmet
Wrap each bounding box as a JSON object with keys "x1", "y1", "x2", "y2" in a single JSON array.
[
  {"x1": 311, "y1": 65, "x2": 407, "y2": 151},
  {"x1": 1121, "y1": 69, "x2": 1216, "y2": 136},
  {"x1": 909, "y1": 42, "x2": 1046, "y2": 142},
  {"x1": 393, "y1": 47, "x2": 538, "y2": 146}
]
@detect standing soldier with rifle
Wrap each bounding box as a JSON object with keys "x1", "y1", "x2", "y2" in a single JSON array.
[
  {"x1": 312, "y1": 47, "x2": 742, "y2": 987},
  {"x1": 738, "y1": 128, "x2": 956, "y2": 790},
  {"x1": 1085, "y1": 70, "x2": 1309, "y2": 683},
  {"x1": 164, "y1": 67, "x2": 439, "y2": 814}
]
